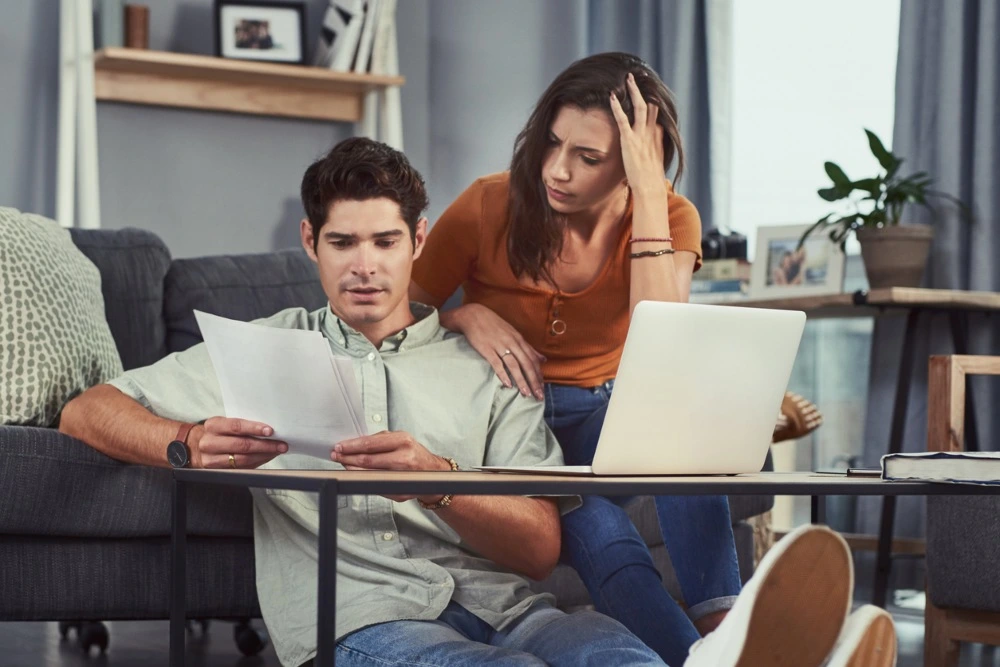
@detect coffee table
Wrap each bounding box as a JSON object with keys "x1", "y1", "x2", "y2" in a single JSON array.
[{"x1": 169, "y1": 468, "x2": 1000, "y2": 666}]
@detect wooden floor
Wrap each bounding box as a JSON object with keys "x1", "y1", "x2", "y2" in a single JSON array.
[{"x1": 1, "y1": 611, "x2": 998, "y2": 666}]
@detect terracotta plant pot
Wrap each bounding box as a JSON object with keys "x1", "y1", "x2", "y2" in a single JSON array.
[{"x1": 855, "y1": 224, "x2": 934, "y2": 289}]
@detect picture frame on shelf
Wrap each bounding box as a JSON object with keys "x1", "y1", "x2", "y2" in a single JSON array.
[
  {"x1": 749, "y1": 224, "x2": 846, "y2": 299},
  {"x1": 215, "y1": 0, "x2": 307, "y2": 65}
]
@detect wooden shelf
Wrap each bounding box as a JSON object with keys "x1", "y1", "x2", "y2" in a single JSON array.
[{"x1": 93, "y1": 48, "x2": 405, "y2": 123}]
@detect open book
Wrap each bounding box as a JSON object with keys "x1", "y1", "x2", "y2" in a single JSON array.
[{"x1": 881, "y1": 451, "x2": 1000, "y2": 485}]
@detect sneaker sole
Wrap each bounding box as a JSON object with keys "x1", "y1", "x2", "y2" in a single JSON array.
[
  {"x1": 735, "y1": 528, "x2": 851, "y2": 667},
  {"x1": 842, "y1": 610, "x2": 897, "y2": 667}
]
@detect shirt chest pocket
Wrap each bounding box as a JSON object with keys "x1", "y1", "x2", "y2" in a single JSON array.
[{"x1": 265, "y1": 488, "x2": 348, "y2": 510}]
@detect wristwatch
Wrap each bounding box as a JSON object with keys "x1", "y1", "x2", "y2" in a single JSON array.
[{"x1": 166, "y1": 423, "x2": 197, "y2": 468}]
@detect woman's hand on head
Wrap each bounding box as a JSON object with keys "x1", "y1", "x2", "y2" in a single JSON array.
[
  {"x1": 609, "y1": 72, "x2": 666, "y2": 193},
  {"x1": 445, "y1": 304, "x2": 546, "y2": 401}
]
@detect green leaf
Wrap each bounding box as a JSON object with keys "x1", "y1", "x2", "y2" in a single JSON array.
[
  {"x1": 851, "y1": 177, "x2": 882, "y2": 197},
  {"x1": 797, "y1": 217, "x2": 833, "y2": 249},
  {"x1": 865, "y1": 129, "x2": 898, "y2": 173},
  {"x1": 824, "y1": 161, "x2": 851, "y2": 188},
  {"x1": 885, "y1": 157, "x2": 903, "y2": 180},
  {"x1": 818, "y1": 187, "x2": 843, "y2": 202}
]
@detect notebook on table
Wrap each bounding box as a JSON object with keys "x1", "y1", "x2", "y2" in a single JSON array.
[{"x1": 881, "y1": 452, "x2": 1000, "y2": 485}]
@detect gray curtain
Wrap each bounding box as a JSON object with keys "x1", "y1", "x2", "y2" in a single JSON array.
[
  {"x1": 856, "y1": 0, "x2": 1000, "y2": 592},
  {"x1": 585, "y1": 0, "x2": 722, "y2": 228},
  {"x1": 423, "y1": 0, "x2": 723, "y2": 229}
]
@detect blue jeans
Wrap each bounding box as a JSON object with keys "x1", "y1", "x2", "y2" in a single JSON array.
[
  {"x1": 545, "y1": 381, "x2": 742, "y2": 667},
  {"x1": 334, "y1": 601, "x2": 667, "y2": 666}
]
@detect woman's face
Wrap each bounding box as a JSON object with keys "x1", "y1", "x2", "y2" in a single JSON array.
[{"x1": 541, "y1": 105, "x2": 627, "y2": 216}]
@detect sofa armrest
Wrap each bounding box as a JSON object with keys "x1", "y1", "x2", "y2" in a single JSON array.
[
  {"x1": 0, "y1": 424, "x2": 123, "y2": 464},
  {"x1": 0, "y1": 426, "x2": 136, "y2": 535},
  {"x1": 0, "y1": 426, "x2": 253, "y2": 538}
]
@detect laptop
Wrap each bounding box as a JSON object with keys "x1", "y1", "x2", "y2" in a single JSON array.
[{"x1": 479, "y1": 300, "x2": 806, "y2": 476}]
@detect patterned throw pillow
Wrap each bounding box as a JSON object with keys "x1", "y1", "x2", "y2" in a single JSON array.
[{"x1": 0, "y1": 207, "x2": 123, "y2": 426}]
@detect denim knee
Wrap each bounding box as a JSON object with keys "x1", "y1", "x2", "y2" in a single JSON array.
[{"x1": 561, "y1": 497, "x2": 657, "y2": 581}]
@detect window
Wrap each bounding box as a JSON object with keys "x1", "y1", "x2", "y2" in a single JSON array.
[{"x1": 729, "y1": 0, "x2": 901, "y2": 529}]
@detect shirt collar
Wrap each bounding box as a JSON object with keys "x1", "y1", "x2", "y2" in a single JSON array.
[{"x1": 321, "y1": 302, "x2": 441, "y2": 356}]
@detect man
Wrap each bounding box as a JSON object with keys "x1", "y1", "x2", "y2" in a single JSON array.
[
  {"x1": 60, "y1": 138, "x2": 663, "y2": 666},
  {"x1": 60, "y1": 138, "x2": 891, "y2": 667}
]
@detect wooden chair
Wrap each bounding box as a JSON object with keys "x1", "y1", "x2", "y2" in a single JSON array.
[{"x1": 924, "y1": 354, "x2": 1000, "y2": 667}]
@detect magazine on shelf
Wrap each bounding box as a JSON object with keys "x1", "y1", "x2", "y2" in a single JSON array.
[
  {"x1": 352, "y1": 0, "x2": 380, "y2": 73},
  {"x1": 329, "y1": 0, "x2": 366, "y2": 71},
  {"x1": 312, "y1": 0, "x2": 366, "y2": 70}
]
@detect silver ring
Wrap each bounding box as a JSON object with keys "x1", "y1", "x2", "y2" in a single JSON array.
[
  {"x1": 499, "y1": 349, "x2": 512, "y2": 358},
  {"x1": 228, "y1": 454, "x2": 236, "y2": 469}
]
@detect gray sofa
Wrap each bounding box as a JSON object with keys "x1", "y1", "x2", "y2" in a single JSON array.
[{"x1": 0, "y1": 227, "x2": 772, "y2": 647}]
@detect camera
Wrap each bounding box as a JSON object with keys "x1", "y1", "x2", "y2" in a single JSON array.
[{"x1": 701, "y1": 228, "x2": 747, "y2": 261}]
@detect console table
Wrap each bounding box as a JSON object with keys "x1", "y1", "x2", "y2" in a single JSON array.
[{"x1": 732, "y1": 287, "x2": 1000, "y2": 607}]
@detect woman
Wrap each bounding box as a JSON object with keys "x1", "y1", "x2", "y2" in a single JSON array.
[{"x1": 409, "y1": 52, "x2": 739, "y2": 665}]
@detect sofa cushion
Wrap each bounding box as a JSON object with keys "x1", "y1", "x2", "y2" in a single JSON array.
[
  {"x1": 0, "y1": 425, "x2": 253, "y2": 538},
  {"x1": 0, "y1": 209, "x2": 123, "y2": 426},
  {"x1": 70, "y1": 227, "x2": 172, "y2": 371},
  {"x1": 164, "y1": 249, "x2": 327, "y2": 353}
]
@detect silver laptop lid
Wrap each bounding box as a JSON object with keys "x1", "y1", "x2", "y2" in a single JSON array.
[{"x1": 592, "y1": 301, "x2": 806, "y2": 475}]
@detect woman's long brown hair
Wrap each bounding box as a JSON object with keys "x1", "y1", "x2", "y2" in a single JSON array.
[{"x1": 507, "y1": 52, "x2": 684, "y2": 284}]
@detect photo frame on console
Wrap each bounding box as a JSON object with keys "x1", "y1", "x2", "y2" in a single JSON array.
[{"x1": 750, "y1": 224, "x2": 846, "y2": 299}]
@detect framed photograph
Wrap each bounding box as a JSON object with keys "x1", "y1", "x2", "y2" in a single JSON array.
[
  {"x1": 749, "y1": 224, "x2": 846, "y2": 298},
  {"x1": 215, "y1": 0, "x2": 307, "y2": 64}
]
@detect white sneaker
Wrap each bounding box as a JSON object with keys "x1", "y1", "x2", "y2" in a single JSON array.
[
  {"x1": 824, "y1": 605, "x2": 897, "y2": 667},
  {"x1": 684, "y1": 524, "x2": 853, "y2": 667}
]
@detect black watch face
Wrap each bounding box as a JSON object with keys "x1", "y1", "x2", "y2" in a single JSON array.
[{"x1": 167, "y1": 440, "x2": 190, "y2": 468}]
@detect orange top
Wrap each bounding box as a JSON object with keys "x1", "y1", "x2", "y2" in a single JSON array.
[{"x1": 411, "y1": 172, "x2": 703, "y2": 387}]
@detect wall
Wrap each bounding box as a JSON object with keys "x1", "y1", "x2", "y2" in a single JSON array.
[
  {"x1": 0, "y1": 0, "x2": 432, "y2": 258},
  {"x1": 1, "y1": 0, "x2": 595, "y2": 258}
]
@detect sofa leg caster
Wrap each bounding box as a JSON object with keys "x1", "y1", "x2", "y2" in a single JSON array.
[
  {"x1": 79, "y1": 621, "x2": 109, "y2": 655},
  {"x1": 234, "y1": 619, "x2": 269, "y2": 656},
  {"x1": 58, "y1": 621, "x2": 78, "y2": 640}
]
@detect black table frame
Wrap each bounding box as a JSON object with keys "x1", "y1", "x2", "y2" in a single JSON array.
[
  {"x1": 847, "y1": 291, "x2": 982, "y2": 608},
  {"x1": 169, "y1": 470, "x2": 1000, "y2": 667},
  {"x1": 744, "y1": 288, "x2": 994, "y2": 607}
]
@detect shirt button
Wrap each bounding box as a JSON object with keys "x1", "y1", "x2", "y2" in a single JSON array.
[
  {"x1": 372, "y1": 414, "x2": 382, "y2": 423},
  {"x1": 382, "y1": 532, "x2": 394, "y2": 541},
  {"x1": 367, "y1": 352, "x2": 375, "y2": 361}
]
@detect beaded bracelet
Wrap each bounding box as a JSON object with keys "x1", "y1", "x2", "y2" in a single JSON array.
[
  {"x1": 629, "y1": 236, "x2": 673, "y2": 244},
  {"x1": 630, "y1": 248, "x2": 676, "y2": 259},
  {"x1": 418, "y1": 457, "x2": 460, "y2": 510}
]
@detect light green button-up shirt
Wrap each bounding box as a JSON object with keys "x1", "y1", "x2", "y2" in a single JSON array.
[{"x1": 107, "y1": 304, "x2": 569, "y2": 667}]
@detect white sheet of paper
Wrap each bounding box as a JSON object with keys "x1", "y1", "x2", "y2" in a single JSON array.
[{"x1": 194, "y1": 311, "x2": 367, "y2": 459}]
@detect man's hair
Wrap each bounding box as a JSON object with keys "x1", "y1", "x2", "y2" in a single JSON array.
[{"x1": 300, "y1": 137, "x2": 429, "y2": 247}]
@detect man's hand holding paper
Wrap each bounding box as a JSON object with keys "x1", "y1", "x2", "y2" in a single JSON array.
[{"x1": 195, "y1": 311, "x2": 367, "y2": 461}]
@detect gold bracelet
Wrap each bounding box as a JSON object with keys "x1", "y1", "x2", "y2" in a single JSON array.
[
  {"x1": 630, "y1": 248, "x2": 675, "y2": 259},
  {"x1": 418, "y1": 457, "x2": 459, "y2": 510}
]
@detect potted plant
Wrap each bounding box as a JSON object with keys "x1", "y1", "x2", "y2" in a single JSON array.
[{"x1": 800, "y1": 129, "x2": 967, "y2": 288}]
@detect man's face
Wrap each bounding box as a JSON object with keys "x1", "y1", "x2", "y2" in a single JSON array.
[{"x1": 302, "y1": 198, "x2": 426, "y2": 334}]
